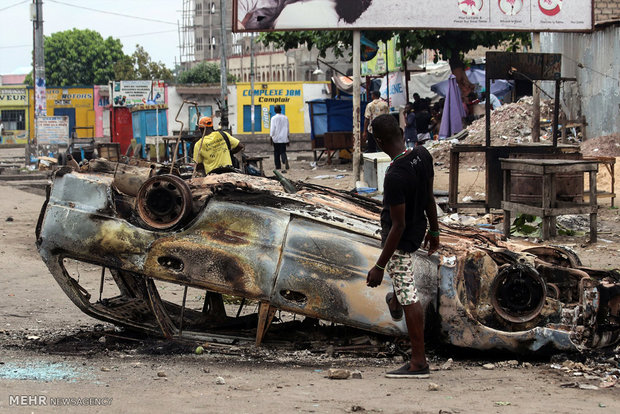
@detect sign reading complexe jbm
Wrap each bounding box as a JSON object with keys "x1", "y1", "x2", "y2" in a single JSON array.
[{"x1": 233, "y1": 0, "x2": 592, "y2": 32}]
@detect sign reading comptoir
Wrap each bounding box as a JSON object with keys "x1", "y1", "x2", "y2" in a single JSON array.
[{"x1": 233, "y1": 0, "x2": 592, "y2": 32}]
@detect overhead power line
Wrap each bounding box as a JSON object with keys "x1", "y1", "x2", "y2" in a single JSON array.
[
  {"x1": 47, "y1": 0, "x2": 177, "y2": 26},
  {"x1": 0, "y1": 0, "x2": 29, "y2": 13},
  {"x1": 0, "y1": 44, "x2": 31, "y2": 50}
]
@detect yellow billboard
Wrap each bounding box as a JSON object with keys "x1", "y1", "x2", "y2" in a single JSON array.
[
  {"x1": 0, "y1": 86, "x2": 29, "y2": 144},
  {"x1": 236, "y1": 82, "x2": 305, "y2": 135},
  {"x1": 28, "y1": 87, "x2": 95, "y2": 139}
]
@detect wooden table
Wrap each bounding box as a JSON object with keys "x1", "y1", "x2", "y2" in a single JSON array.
[
  {"x1": 243, "y1": 156, "x2": 266, "y2": 176},
  {"x1": 501, "y1": 158, "x2": 599, "y2": 242},
  {"x1": 584, "y1": 156, "x2": 616, "y2": 207}
]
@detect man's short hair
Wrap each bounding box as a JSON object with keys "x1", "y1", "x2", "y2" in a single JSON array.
[
  {"x1": 371, "y1": 90, "x2": 381, "y2": 99},
  {"x1": 371, "y1": 114, "x2": 400, "y2": 145},
  {"x1": 274, "y1": 105, "x2": 282, "y2": 114}
]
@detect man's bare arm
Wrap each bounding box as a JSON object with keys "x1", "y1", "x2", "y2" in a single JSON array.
[
  {"x1": 423, "y1": 177, "x2": 439, "y2": 255},
  {"x1": 367, "y1": 203, "x2": 405, "y2": 288},
  {"x1": 232, "y1": 142, "x2": 245, "y2": 154}
]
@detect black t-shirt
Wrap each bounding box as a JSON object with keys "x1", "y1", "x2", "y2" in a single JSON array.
[
  {"x1": 381, "y1": 146, "x2": 434, "y2": 252},
  {"x1": 415, "y1": 110, "x2": 432, "y2": 134}
]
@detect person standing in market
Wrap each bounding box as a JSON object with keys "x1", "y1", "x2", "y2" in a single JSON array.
[
  {"x1": 363, "y1": 90, "x2": 389, "y2": 153},
  {"x1": 193, "y1": 116, "x2": 244, "y2": 175},
  {"x1": 366, "y1": 114, "x2": 440, "y2": 379},
  {"x1": 269, "y1": 105, "x2": 290, "y2": 173},
  {"x1": 415, "y1": 100, "x2": 433, "y2": 144},
  {"x1": 403, "y1": 102, "x2": 417, "y2": 149}
]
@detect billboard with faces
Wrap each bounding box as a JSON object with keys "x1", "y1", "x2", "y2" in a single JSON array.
[{"x1": 234, "y1": 0, "x2": 592, "y2": 32}]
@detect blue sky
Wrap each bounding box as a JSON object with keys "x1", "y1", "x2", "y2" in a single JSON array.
[{"x1": 0, "y1": 0, "x2": 182, "y2": 75}]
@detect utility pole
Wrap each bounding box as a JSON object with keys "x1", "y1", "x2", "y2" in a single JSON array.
[
  {"x1": 31, "y1": 0, "x2": 46, "y2": 148},
  {"x1": 352, "y1": 31, "x2": 361, "y2": 185},
  {"x1": 250, "y1": 33, "x2": 255, "y2": 135},
  {"x1": 532, "y1": 33, "x2": 541, "y2": 142},
  {"x1": 219, "y1": 0, "x2": 229, "y2": 130}
]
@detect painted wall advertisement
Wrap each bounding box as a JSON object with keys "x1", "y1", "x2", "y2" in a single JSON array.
[
  {"x1": 110, "y1": 80, "x2": 165, "y2": 107},
  {"x1": 236, "y1": 82, "x2": 305, "y2": 134},
  {"x1": 36, "y1": 116, "x2": 69, "y2": 145},
  {"x1": 361, "y1": 37, "x2": 403, "y2": 77},
  {"x1": 234, "y1": 0, "x2": 592, "y2": 31},
  {"x1": 28, "y1": 87, "x2": 95, "y2": 139},
  {"x1": 0, "y1": 88, "x2": 27, "y2": 106}
]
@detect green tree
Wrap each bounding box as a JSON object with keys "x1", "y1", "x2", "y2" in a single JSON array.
[
  {"x1": 177, "y1": 62, "x2": 237, "y2": 84},
  {"x1": 41, "y1": 29, "x2": 125, "y2": 86},
  {"x1": 259, "y1": 30, "x2": 529, "y2": 95},
  {"x1": 113, "y1": 45, "x2": 173, "y2": 82}
]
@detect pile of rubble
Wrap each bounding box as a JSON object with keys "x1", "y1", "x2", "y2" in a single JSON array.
[
  {"x1": 551, "y1": 358, "x2": 620, "y2": 390},
  {"x1": 580, "y1": 133, "x2": 620, "y2": 157},
  {"x1": 429, "y1": 97, "x2": 556, "y2": 165}
]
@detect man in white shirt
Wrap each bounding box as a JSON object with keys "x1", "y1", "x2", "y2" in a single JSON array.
[{"x1": 269, "y1": 105, "x2": 290, "y2": 172}]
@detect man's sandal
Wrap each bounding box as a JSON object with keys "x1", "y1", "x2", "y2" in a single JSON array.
[{"x1": 385, "y1": 363, "x2": 430, "y2": 379}]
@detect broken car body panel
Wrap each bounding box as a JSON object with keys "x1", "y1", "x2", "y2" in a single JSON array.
[{"x1": 36, "y1": 166, "x2": 620, "y2": 352}]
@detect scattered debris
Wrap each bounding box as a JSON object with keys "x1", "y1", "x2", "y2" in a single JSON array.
[
  {"x1": 328, "y1": 368, "x2": 351, "y2": 380},
  {"x1": 441, "y1": 358, "x2": 453, "y2": 370},
  {"x1": 195, "y1": 346, "x2": 204, "y2": 355},
  {"x1": 482, "y1": 363, "x2": 495, "y2": 370},
  {"x1": 429, "y1": 97, "x2": 556, "y2": 164},
  {"x1": 351, "y1": 370, "x2": 363, "y2": 379},
  {"x1": 428, "y1": 382, "x2": 440, "y2": 391},
  {"x1": 215, "y1": 376, "x2": 226, "y2": 385},
  {"x1": 5, "y1": 217, "x2": 13, "y2": 222},
  {"x1": 157, "y1": 371, "x2": 166, "y2": 377},
  {"x1": 580, "y1": 134, "x2": 620, "y2": 157}
]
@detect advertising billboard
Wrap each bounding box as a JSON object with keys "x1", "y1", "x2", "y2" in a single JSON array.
[
  {"x1": 109, "y1": 80, "x2": 166, "y2": 107},
  {"x1": 236, "y1": 82, "x2": 305, "y2": 135},
  {"x1": 36, "y1": 116, "x2": 69, "y2": 145},
  {"x1": 234, "y1": 0, "x2": 592, "y2": 32},
  {"x1": 361, "y1": 36, "x2": 403, "y2": 77}
]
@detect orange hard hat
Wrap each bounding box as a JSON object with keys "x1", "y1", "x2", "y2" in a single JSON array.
[{"x1": 198, "y1": 116, "x2": 213, "y2": 128}]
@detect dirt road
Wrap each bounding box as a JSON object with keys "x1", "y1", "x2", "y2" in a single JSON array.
[{"x1": 1, "y1": 152, "x2": 619, "y2": 413}]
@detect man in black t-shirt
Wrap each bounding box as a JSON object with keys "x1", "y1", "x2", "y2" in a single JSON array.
[{"x1": 366, "y1": 114, "x2": 440, "y2": 379}]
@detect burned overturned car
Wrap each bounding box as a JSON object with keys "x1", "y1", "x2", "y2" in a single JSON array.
[{"x1": 36, "y1": 160, "x2": 620, "y2": 353}]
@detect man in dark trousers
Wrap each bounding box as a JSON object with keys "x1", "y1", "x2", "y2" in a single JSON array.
[
  {"x1": 363, "y1": 90, "x2": 389, "y2": 153},
  {"x1": 366, "y1": 114, "x2": 440, "y2": 378},
  {"x1": 269, "y1": 105, "x2": 290, "y2": 173}
]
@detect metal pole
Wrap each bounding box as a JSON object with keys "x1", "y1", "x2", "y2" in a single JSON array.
[
  {"x1": 219, "y1": 0, "x2": 229, "y2": 129},
  {"x1": 402, "y1": 37, "x2": 410, "y2": 101},
  {"x1": 532, "y1": 33, "x2": 541, "y2": 142},
  {"x1": 485, "y1": 76, "x2": 491, "y2": 147},
  {"x1": 250, "y1": 33, "x2": 255, "y2": 135},
  {"x1": 352, "y1": 31, "x2": 362, "y2": 185},
  {"x1": 385, "y1": 42, "x2": 390, "y2": 108},
  {"x1": 552, "y1": 79, "x2": 560, "y2": 147}
]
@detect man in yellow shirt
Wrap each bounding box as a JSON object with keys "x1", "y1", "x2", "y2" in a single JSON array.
[{"x1": 193, "y1": 117, "x2": 244, "y2": 174}]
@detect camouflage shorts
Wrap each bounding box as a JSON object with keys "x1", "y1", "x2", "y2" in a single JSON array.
[{"x1": 386, "y1": 249, "x2": 420, "y2": 306}]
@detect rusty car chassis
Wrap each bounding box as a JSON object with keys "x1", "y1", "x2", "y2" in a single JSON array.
[{"x1": 36, "y1": 160, "x2": 620, "y2": 353}]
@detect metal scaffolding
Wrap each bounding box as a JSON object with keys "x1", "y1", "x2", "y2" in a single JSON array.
[{"x1": 177, "y1": 0, "x2": 196, "y2": 69}]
